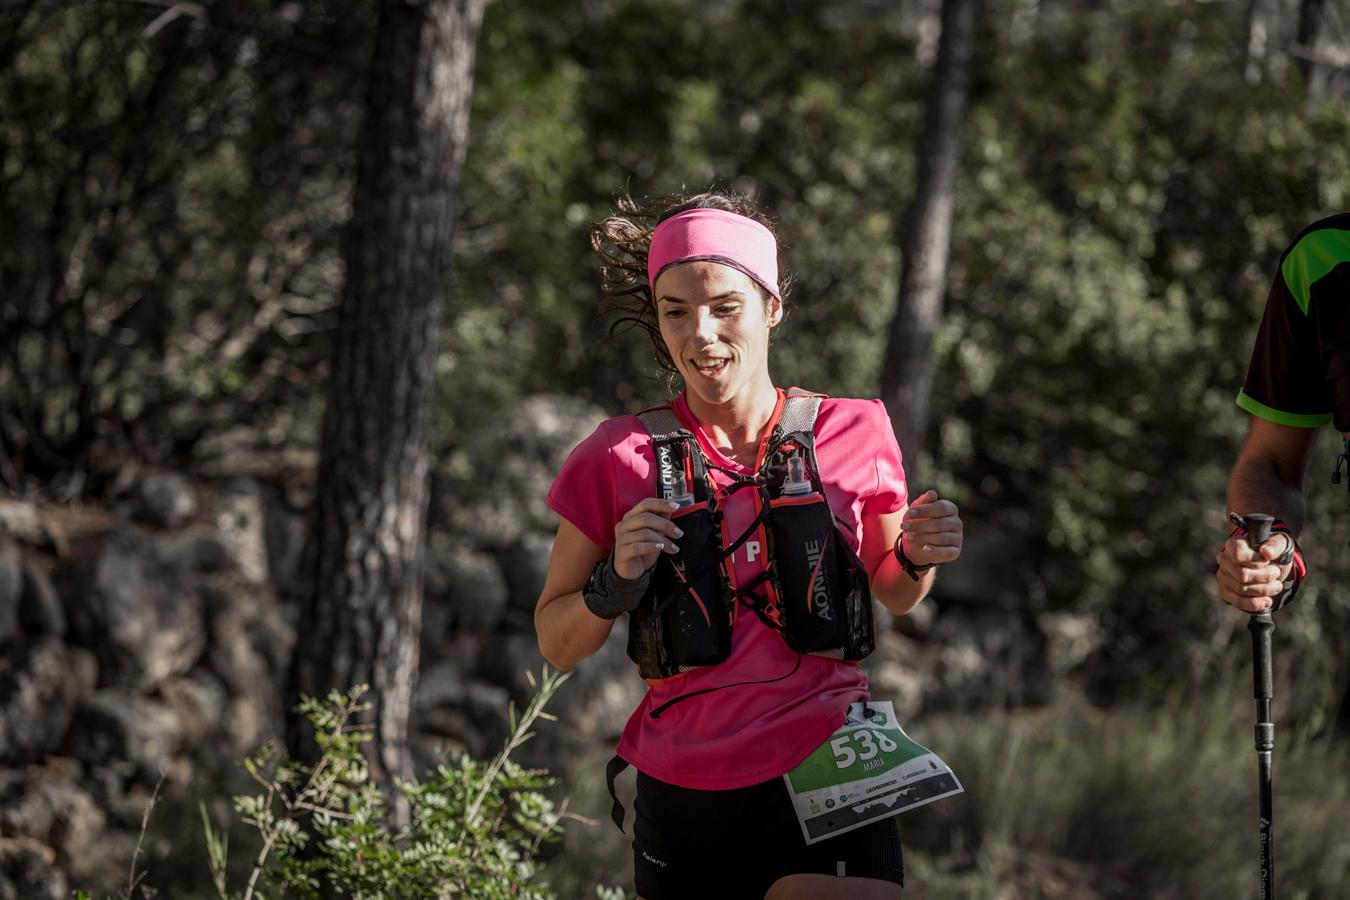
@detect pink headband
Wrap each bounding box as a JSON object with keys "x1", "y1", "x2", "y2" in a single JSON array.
[{"x1": 647, "y1": 209, "x2": 780, "y2": 299}]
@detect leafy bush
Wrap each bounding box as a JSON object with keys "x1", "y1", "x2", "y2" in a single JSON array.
[
  {"x1": 80, "y1": 668, "x2": 574, "y2": 900},
  {"x1": 210, "y1": 670, "x2": 571, "y2": 899}
]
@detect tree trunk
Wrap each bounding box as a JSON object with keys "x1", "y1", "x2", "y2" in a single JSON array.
[
  {"x1": 881, "y1": 0, "x2": 982, "y2": 482},
  {"x1": 286, "y1": 0, "x2": 486, "y2": 828},
  {"x1": 1296, "y1": 0, "x2": 1328, "y2": 102},
  {"x1": 1245, "y1": 0, "x2": 1276, "y2": 85}
]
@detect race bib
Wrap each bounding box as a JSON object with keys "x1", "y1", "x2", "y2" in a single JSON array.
[{"x1": 782, "y1": 700, "x2": 962, "y2": 845}]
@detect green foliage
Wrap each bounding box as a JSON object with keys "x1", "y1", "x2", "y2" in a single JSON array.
[
  {"x1": 198, "y1": 670, "x2": 570, "y2": 900},
  {"x1": 0, "y1": 0, "x2": 369, "y2": 492},
  {"x1": 6, "y1": 0, "x2": 1349, "y2": 800},
  {"x1": 921, "y1": 0, "x2": 1350, "y2": 696},
  {"x1": 901, "y1": 688, "x2": 1350, "y2": 898}
]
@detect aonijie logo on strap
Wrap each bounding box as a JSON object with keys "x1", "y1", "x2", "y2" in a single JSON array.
[{"x1": 657, "y1": 444, "x2": 677, "y2": 498}]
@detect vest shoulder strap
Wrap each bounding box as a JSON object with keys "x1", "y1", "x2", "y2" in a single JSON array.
[
  {"x1": 636, "y1": 405, "x2": 682, "y2": 440},
  {"x1": 635, "y1": 405, "x2": 712, "y2": 503},
  {"x1": 779, "y1": 387, "x2": 825, "y2": 435}
]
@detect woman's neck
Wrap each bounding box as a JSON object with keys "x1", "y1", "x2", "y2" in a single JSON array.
[{"x1": 683, "y1": 379, "x2": 780, "y2": 465}]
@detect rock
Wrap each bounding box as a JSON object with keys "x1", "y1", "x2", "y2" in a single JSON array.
[
  {"x1": 416, "y1": 658, "x2": 467, "y2": 711},
  {"x1": 0, "y1": 767, "x2": 104, "y2": 866},
  {"x1": 69, "y1": 690, "x2": 182, "y2": 782},
  {"x1": 67, "y1": 647, "x2": 98, "y2": 697},
  {"x1": 220, "y1": 696, "x2": 271, "y2": 758},
  {"x1": 0, "y1": 768, "x2": 55, "y2": 837},
  {"x1": 464, "y1": 679, "x2": 512, "y2": 751},
  {"x1": 475, "y1": 631, "x2": 548, "y2": 701},
  {"x1": 203, "y1": 588, "x2": 289, "y2": 752},
  {"x1": 40, "y1": 779, "x2": 102, "y2": 869},
  {"x1": 155, "y1": 528, "x2": 235, "y2": 578},
  {"x1": 18, "y1": 561, "x2": 64, "y2": 638},
  {"x1": 76, "y1": 528, "x2": 205, "y2": 689},
  {"x1": 262, "y1": 486, "x2": 307, "y2": 594},
  {"x1": 441, "y1": 394, "x2": 607, "y2": 547},
  {"x1": 212, "y1": 479, "x2": 270, "y2": 584},
  {"x1": 0, "y1": 540, "x2": 20, "y2": 647},
  {"x1": 159, "y1": 671, "x2": 228, "y2": 748},
  {"x1": 494, "y1": 532, "x2": 554, "y2": 630},
  {"x1": 423, "y1": 536, "x2": 509, "y2": 642},
  {"x1": 134, "y1": 470, "x2": 198, "y2": 528},
  {"x1": 517, "y1": 618, "x2": 644, "y2": 764},
  {"x1": 0, "y1": 501, "x2": 46, "y2": 548},
  {"x1": 0, "y1": 836, "x2": 67, "y2": 900},
  {"x1": 414, "y1": 705, "x2": 475, "y2": 758},
  {"x1": 190, "y1": 533, "x2": 233, "y2": 574},
  {"x1": 0, "y1": 640, "x2": 82, "y2": 764},
  {"x1": 421, "y1": 601, "x2": 451, "y2": 659}
]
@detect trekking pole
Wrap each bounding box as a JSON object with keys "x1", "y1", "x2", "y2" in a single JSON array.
[{"x1": 1243, "y1": 512, "x2": 1276, "y2": 900}]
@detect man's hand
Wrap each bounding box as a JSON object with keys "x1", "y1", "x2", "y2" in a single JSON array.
[{"x1": 1215, "y1": 532, "x2": 1295, "y2": 613}]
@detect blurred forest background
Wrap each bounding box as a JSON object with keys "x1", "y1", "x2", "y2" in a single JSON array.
[{"x1": 3, "y1": 0, "x2": 1350, "y2": 896}]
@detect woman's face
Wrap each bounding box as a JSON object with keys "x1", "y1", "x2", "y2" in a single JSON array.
[{"x1": 653, "y1": 260, "x2": 782, "y2": 409}]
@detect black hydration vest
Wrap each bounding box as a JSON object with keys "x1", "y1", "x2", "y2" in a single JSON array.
[{"x1": 625, "y1": 388, "x2": 876, "y2": 683}]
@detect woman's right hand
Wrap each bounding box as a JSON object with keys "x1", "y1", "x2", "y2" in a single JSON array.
[{"x1": 613, "y1": 497, "x2": 684, "y2": 580}]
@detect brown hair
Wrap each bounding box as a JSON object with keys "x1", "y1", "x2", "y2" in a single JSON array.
[{"x1": 589, "y1": 189, "x2": 792, "y2": 375}]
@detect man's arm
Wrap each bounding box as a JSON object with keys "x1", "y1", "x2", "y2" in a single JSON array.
[
  {"x1": 1226, "y1": 418, "x2": 1319, "y2": 535},
  {"x1": 1216, "y1": 418, "x2": 1318, "y2": 613}
]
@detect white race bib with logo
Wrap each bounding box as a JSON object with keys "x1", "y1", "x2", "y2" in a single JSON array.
[{"x1": 782, "y1": 700, "x2": 963, "y2": 845}]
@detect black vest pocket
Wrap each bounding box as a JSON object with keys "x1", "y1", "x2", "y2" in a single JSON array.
[
  {"x1": 627, "y1": 502, "x2": 730, "y2": 679},
  {"x1": 767, "y1": 495, "x2": 875, "y2": 660}
]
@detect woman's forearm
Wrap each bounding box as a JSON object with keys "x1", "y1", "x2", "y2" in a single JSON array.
[
  {"x1": 534, "y1": 589, "x2": 618, "y2": 672},
  {"x1": 869, "y1": 551, "x2": 935, "y2": 616}
]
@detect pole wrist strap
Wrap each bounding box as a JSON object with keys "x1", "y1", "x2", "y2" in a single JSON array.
[{"x1": 1227, "y1": 514, "x2": 1307, "y2": 611}]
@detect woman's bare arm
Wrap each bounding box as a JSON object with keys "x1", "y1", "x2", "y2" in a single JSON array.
[
  {"x1": 534, "y1": 520, "x2": 615, "y2": 671},
  {"x1": 859, "y1": 491, "x2": 963, "y2": 616},
  {"x1": 859, "y1": 508, "x2": 935, "y2": 616}
]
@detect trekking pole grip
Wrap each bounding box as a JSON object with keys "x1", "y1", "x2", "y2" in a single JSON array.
[
  {"x1": 1242, "y1": 513, "x2": 1274, "y2": 550},
  {"x1": 1242, "y1": 513, "x2": 1276, "y2": 699}
]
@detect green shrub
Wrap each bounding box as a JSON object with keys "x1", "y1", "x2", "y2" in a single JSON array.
[{"x1": 80, "y1": 668, "x2": 574, "y2": 900}]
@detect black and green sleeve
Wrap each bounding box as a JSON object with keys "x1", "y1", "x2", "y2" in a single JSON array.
[{"x1": 1238, "y1": 218, "x2": 1350, "y2": 429}]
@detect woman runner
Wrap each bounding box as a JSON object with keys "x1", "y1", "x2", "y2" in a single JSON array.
[{"x1": 535, "y1": 190, "x2": 963, "y2": 899}]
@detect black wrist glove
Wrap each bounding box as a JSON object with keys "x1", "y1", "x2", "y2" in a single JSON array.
[{"x1": 582, "y1": 554, "x2": 652, "y2": 619}]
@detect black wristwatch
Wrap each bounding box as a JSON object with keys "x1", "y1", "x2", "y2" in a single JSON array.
[{"x1": 892, "y1": 533, "x2": 936, "y2": 581}]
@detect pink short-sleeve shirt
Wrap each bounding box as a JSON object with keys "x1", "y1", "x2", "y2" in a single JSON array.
[{"x1": 546, "y1": 392, "x2": 909, "y2": 790}]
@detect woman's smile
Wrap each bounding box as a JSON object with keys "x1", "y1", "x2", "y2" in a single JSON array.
[{"x1": 691, "y1": 356, "x2": 731, "y2": 379}]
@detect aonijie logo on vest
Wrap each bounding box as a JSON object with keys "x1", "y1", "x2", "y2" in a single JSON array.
[
  {"x1": 657, "y1": 444, "x2": 677, "y2": 498},
  {"x1": 803, "y1": 539, "x2": 833, "y2": 621}
]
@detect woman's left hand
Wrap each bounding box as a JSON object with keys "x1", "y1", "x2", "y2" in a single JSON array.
[{"x1": 900, "y1": 489, "x2": 963, "y2": 567}]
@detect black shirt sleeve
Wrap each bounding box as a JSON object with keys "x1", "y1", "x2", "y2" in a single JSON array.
[{"x1": 1238, "y1": 265, "x2": 1334, "y2": 428}]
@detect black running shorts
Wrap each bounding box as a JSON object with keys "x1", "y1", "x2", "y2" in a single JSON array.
[{"x1": 631, "y1": 769, "x2": 904, "y2": 899}]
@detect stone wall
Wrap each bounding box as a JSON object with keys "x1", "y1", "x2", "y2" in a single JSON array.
[{"x1": 0, "y1": 394, "x2": 1099, "y2": 895}]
